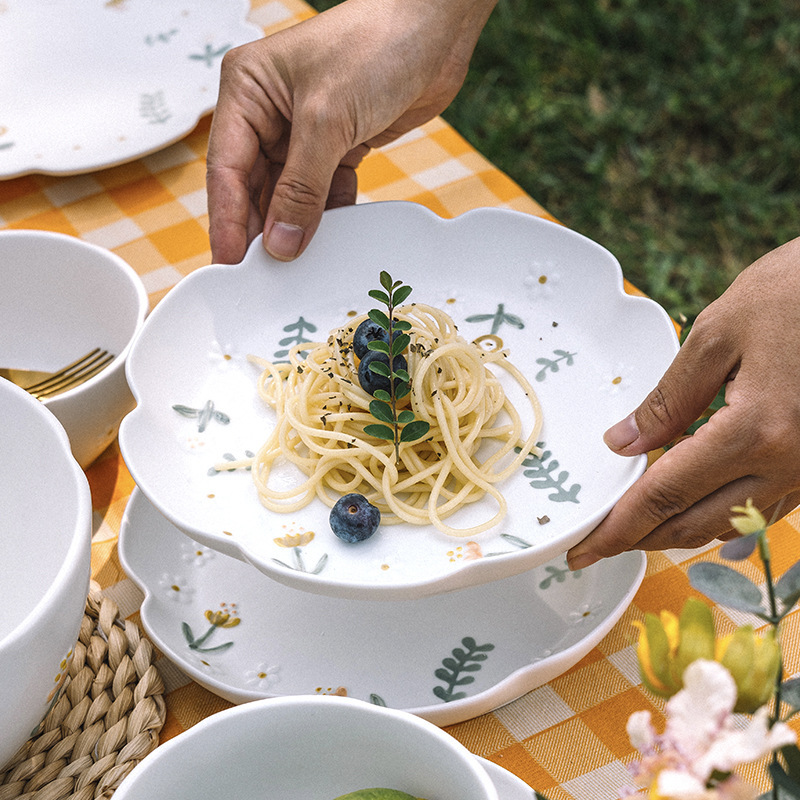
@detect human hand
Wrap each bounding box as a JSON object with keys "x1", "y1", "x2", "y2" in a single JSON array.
[
  {"x1": 206, "y1": 0, "x2": 496, "y2": 264},
  {"x1": 568, "y1": 235, "x2": 800, "y2": 569}
]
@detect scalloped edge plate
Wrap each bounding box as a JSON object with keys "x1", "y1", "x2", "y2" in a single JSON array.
[
  {"x1": 119, "y1": 487, "x2": 645, "y2": 726},
  {"x1": 0, "y1": 0, "x2": 261, "y2": 177},
  {"x1": 119, "y1": 201, "x2": 677, "y2": 600}
]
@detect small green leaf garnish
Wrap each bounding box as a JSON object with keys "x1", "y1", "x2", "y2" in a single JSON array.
[
  {"x1": 368, "y1": 308, "x2": 391, "y2": 329},
  {"x1": 369, "y1": 400, "x2": 395, "y2": 424},
  {"x1": 400, "y1": 420, "x2": 431, "y2": 443},
  {"x1": 364, "y1": 423, "x2": 395, "y2": 441},
  {"x1": 362, "y1": 271, "x2": 431, "y2": 463},
  {"x1": 369, "y1": 360, "x2": 391, "y2": 378}
]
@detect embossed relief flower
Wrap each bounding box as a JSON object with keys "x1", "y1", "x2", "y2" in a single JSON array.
[
  {"x1": 598, "y1": 362, "x2": 636, "y2": 396},
  {"x1": 245, "y1": 662, "x2": 281, "y2": 690},
  {"x1": 158, "y1": 573, "x2": 194, "y2": 604},
  {"x1": 207, "y1": 341, "x2": 237, "y2": 371},
  {"x1": 567, "y1": 600, "x2": 603, "y2": 626},
  {"x1": 523, "y1": 264, "x2": 561, "y2": 303},
  {"x1": 181, "y1": 540, "x2": 215, "y2": 567}
]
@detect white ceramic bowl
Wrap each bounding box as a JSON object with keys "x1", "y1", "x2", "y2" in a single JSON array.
[
  {"x1": 0, "y1": 230, "x2": 148, "y2": 468},
  {"x1": 0, "y1": 378, "x2": 92, "y2": 770},
  {"x1": 113, "y1": 695, "x2": 499, "y2": 800}
]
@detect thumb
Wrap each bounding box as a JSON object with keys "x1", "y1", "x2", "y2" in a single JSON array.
[{"x1": 604, "y1": 334, "x2": 734, "y2": 456}]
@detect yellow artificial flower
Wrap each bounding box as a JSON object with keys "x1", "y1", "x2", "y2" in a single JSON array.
[
  {"x1": 634, "y1": 597, "x2": 781, "y2": 712},
  {"x1": 633, "y1": 597, "x2": 716, "y2": 698},
  {"x1": 729, "y1": 498, "x2": 767, "y2": 536},
  {"x1": 716, "y1": 626, "x2": 781, "y2": 713}
]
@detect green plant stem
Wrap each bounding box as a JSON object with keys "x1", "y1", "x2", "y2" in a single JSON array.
[
  {"x1": 757, "y1": 530, "x2": 783, "y2": 800},
  {"x1": 386, "y1": 302, "x2": 401, "y2": 465}
]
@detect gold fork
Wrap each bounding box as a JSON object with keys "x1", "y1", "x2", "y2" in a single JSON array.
[{"x1": 0, "y1": 348, "x2": 115, "y2": 399}]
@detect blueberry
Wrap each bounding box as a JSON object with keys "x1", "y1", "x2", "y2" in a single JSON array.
[
  {"x1": 357, "y1": 350, "x2": 408, "y2": 396},
  {"x1": 330, "y1": 493, "x2": 381, "y2": 543},
  {"x1": 352, "y1": 319, "x2": 390, "y2": 359}
]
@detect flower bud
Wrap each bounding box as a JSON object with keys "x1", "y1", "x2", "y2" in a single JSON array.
[
  {"x1": 729, "y1": 498, "x2": 767, "y2": 536},
  {"x1": 717, "y1": 626, "x2": 781, "y2": 713},
  {"x1": 633, "y1": 597, "x2": 715, "y2": 698}
]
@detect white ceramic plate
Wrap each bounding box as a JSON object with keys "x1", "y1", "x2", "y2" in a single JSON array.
[
  {"x1": 119, "y1": 488, "x2": 646, "y2": 726},
  {"x1": 119, "y1": 201, "x2": 677, "y2": 600},
  {"x1": 0, "y1": 0, "x2": 261, "y2": 178}
]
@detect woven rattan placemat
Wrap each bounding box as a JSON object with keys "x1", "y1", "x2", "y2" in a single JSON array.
[{"x1": 0, "y1": 586, "x2": 166, "y2": 800}]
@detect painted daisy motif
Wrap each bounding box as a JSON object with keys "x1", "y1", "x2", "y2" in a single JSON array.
[
  {"x1": 180, "y1": 540, "x2": 215, "y2": 567},
  {"x1": 598, "y1": 362, "x2": 636, "y2": 395},
  {"x1": 158, "y1": 573, "x2": 194, "y2": 604},
  {"x1": 523, "y1": 263, "x2": 561, "y2": 302},
  {"x1": 245, "y1": 662, "x2": 281, "y2": 690},
  {"x1": 567, "y1": 600, "x2": 604, "y2": 626}
]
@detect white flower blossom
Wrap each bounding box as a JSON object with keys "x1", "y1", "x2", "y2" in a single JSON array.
[{"x1": 627, "y1": 660, "x2": 796, "y2": 799}]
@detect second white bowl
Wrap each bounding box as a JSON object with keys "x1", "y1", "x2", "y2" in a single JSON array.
[
  {"x1": 0, "y1": 230, "x2": 148, "y2": 468},
  {"x1": 113, "y1": 695, "x2": 499, "y2": 800}
]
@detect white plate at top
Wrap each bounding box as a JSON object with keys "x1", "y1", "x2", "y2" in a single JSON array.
[
  {"x1": 119, "y1": 201, "x2": 678, "y2": 600},
  {"x1": 0, "y1": 0, "x2": 261, "y2": 178},
  {"x1": 118, "y1": 487, "x2": 646, "y2": 727}
]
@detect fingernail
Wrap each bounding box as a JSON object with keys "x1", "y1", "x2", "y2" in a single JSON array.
[
  {"x1": 603, "y1": 412, "x2": 639, "y2": 451},
  {"x1": 568, "y1": 552, "x2": 599, "y2": 571},
  {"x1": 265, "y1": 222, "x2": 304, "y2": 261}
]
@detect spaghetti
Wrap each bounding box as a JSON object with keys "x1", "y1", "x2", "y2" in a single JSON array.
[{"x1": 241, "y1": 303, "x2": 543, "y2": 537}]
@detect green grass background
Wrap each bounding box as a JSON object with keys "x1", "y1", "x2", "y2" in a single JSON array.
[{"x1": 308, "y1": 0, "x2": 800, "y2": 322}]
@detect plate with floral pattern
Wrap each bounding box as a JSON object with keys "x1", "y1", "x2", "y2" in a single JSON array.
[
  {"x1": 119, "y1": 201, "x2": 678, "y2": 600},
  {"x1": 119, "y1": 487, "x2": 646, "y2": 726},
  {"x1": 0, "y1": 0, "x2": 261, "y2": 178}
]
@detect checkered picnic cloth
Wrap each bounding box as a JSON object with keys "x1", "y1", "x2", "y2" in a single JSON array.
[{"x1": 3, "y1": 2, "x2": 799, "y2": 797}]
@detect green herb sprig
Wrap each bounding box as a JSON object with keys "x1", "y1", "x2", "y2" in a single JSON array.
[{"x1": 362, "y1": 271, "x2": 430, "y2": 464}]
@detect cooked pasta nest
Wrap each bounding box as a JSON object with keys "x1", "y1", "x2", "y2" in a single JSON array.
[{"x1": 239, "y1": 303, "x2": 543, "y2": 537}]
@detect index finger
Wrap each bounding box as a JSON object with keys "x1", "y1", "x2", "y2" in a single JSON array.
[{"x1": 206, "y1": 98, "x2": 268, "y2": 264}]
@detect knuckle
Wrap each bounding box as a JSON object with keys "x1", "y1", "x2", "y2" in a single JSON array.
[
  {"x1": 746, "y1": 413, "x2": 800, "y2": 479},
  {"x1": 219, "y1": 43, "x2": 249, "y2": 77},
  {"x1": 645, "y1": 523, "x2": 716, "y2": 552},
  {"x1": 642, "y1": 384, "x2": 680, "y2": 428},
  {"x1": 271, "y1": 172, "x2": 325, "y2": 211},
  {"x1": 640, "y1": 484, "x2": 690, "y2": 526}
]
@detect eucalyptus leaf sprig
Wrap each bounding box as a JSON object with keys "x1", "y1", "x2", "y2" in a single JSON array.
[
  {"x1": 688, "y1": 498, "x2": 800, "y2": 800},
  {"x1": 362, "y1": 271, "x2": 430, "y2": 464}
]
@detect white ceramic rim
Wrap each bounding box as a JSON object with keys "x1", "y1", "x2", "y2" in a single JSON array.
[
  {"x1": 113, "y1": 694, "x2": 500, "y2": 800},
  {"x1": 0, "y1": 378, "x2": 92, "y2": 646},
  {"x1": 0, "y1": 0, "x2": 261, "y2": 178},
  {"x1": 0, "y1": 229, "x2": 149, "y2": 406}
]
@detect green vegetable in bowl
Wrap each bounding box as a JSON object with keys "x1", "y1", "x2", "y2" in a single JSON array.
[{"x1": 333, "y1": 790, "x2": 422, "y2": 800}]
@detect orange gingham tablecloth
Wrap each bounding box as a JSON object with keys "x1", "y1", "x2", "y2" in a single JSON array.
[{"x1": 3, "y1": 2, "x2": 800, "y2": 797}]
